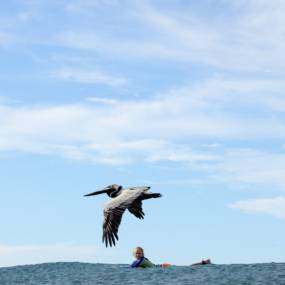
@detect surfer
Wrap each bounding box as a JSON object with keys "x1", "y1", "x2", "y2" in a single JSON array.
[
  {"x1": 191, "y1": 259, "x2": 211, "y2": 266},
  {"x1": 131, "y1": 247, "x2": 171, "y2": 268}
]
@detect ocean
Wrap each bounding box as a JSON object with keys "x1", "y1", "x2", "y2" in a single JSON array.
[{"x1": 0, "y1": 262, "x2": 284, "y2": 285}]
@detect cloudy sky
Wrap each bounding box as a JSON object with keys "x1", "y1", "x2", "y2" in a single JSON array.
[{"x1": 1, "y1": 0, "x2": 285, "y2": 267}]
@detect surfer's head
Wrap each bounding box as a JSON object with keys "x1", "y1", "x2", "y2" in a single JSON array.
[{"x1": 133, "y1": 247, "x2": 144, "y2": 259}]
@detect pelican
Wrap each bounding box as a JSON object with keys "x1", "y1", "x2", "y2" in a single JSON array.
[{"x1": 84, "y1": 184, "x2": 162, "y2": 247}]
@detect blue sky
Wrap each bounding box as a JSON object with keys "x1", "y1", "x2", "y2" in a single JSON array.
[{"x1": 1, "y1": 0, "x2": 285, "y2": 267}]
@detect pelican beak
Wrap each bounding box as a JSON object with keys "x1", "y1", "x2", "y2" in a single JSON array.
[{"x1": 84, "y1": 186, "x2": 111, "y2": 197}]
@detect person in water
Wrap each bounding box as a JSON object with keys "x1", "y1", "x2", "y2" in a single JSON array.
[
  {"x1": 191, "y1": 259, "x2": 211, "y2": 266},
  {"x1": 131, "y1": 247, "x2": 154, "y2": 268},
  {"x1": 131, "y1": 247, "x2": 171, "y2": 268}
]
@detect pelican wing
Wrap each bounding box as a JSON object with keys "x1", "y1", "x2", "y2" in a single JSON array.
[
  {"x1": 128, "y1": 186, "x2": 151, "y2": 191},
  {"x1": 128, "y1": 201, "x2": 145, "y2": 219},
  {"x1": 103, "y1": 206, "x2": 125, "y2": 247},
  {"x1": 102, "y1": 188, "x2": 147, "y2": 247}
]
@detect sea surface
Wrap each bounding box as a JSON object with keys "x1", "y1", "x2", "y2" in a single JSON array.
[{"x1": 0, "y1": 262, "x2": 284, "y2": 285}]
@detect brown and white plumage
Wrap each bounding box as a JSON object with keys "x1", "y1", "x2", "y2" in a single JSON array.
[{"x1": 84, "y1": 184, "x2": 162, "y2": 247}]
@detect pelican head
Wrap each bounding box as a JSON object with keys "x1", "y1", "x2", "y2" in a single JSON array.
[{"x1": 84, "y1": 184, "x2": 123, "y2": 198}]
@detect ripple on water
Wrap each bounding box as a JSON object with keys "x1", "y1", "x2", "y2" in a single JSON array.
[{"x1": 0, "y1": 262, "x2": 285, "y2": 285}]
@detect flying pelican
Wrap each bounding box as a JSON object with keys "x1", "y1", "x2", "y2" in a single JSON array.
[{"x1": 84, "y1": 184, "x2": 162, "y2": 247}]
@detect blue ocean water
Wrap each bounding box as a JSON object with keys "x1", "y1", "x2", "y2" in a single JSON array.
[{"x1": 0, "y1": 262, "x2": 285, "y2": 285}]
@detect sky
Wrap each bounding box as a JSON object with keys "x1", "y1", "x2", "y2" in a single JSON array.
[{"x1": 1, "y1": 0, "x2": 285, "y2": 267}]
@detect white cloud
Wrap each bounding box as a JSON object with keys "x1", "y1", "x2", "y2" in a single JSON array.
[
  {"x1": 0, "y1": 32, "x2": 15, "y2": 47},
  {"x1": 50, "y1": 68, "x2": 128, "y2": 87},
  {"x1": 55, "y1": 31, "x2": 181, "y2": 60},
  {"x1": 229, "y1": 197, "x2": 285, "y2": 219},
  {"x1": 204, "y1": 149, "x2": 285, "y2": 189},
  {"x1": 65, "y1": 0, "x2": 116, "y2": 12},
  {"x1": 0, "y1": 96, "x2": 21, "y2": 104},
  {"x1": 84, "y1": 139, "x2": 218, "y2": 165},
  {"x1": 145, "y1": 147, "x2": 285, "y2": 190},
  {"x1": 2, "y1": 0, "x2": 285, "y2": 75},
  {"x1": 1, "y1": 77, "x2": 285, "y2": 167},
  {"x1": 16, "y1": 11, "x2": 35, "y2": 23},
  {"x1": 138, "y1": 1, "x2": 285, "y2": 72},
  {"x1": 54, "y1": 1, "x2": 285, "y2": 73},
  {"x1": 85, "y1": 97, "x2": 118, "y2": 105},
  {"x1": 0, "y1": 243, "x2": 98, "y2": 267}
]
